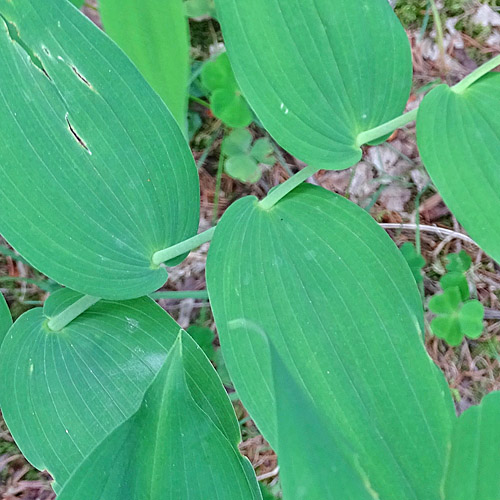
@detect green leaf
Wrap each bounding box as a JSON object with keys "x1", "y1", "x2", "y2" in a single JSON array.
[
  {"x1": 443, "y1": 391, "x2": 500, "y2": 500},
  {"x1": 251, "y1": 138, "x2": 275, "y2": 165},
  {"x1": 186, "y1": 324, "x2": 215, "y2": 360},
  {"x1": 0, "y1": 292, "x2": 12, "y2": 346},
  {"x1": 400, "y1": 242, "x2": 426, "y2": 284},
  {"x1": 99, "y1": 0, "x2": 189, "y2": 127},
  {"x1": 216, "y1": 0, "x2": 412, "y2": 170},
  {"x1": 417, "y1": 74, "x2": 500, "y2": 264},
  {"x1": 440, "y1": 272, "x2": 469, "y2": 302},
  {"x1": 0, "y1": 0, "x2": 199, "y2": 300},
  {"x1": 207, "y1": 184, "x2": 455, "y2": 499},
  {"x1": 69, "y1": 0, "x2": 85, "y2": 8},
  {"x1": 271, "y1": 341, "x2": 377, "y2": 499},
  {"x1": 225, "y1": 155, "x2": 261, "y2": 183},
  {"x1": 222, "y1": 128, "x2": 253, "y2": 157},
  {"x1": 429, "y1": 288, "x2": 484, "y2": 346},
  {"x1": 429, "y1": 287, "x2": 462, "y2": 315},
  {"x1": 221, "y1": 129, "x2": 272, "y2": 182},
  {"x1": 58, "y1": 332, "x2": 261, "y2": 500},
  {"x1": 184, "y1": 0, "x2": 216, "y2": 19},
  {"x1": 446, "y1": 250, "x2": 472, "y2": 274},
  {"x1": 0, "y1": 290, "x2": 236, "y2": 490},
  {"x1": 201, "y1": 53, "x2": 253, "y2": 128},
  {"x1": 458, "y1": 300, "x2": 484, "y2": 340}
]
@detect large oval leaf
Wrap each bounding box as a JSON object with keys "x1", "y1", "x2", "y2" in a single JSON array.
[
  {"x1": 443, "y1": 391, "x2": 500, "y2": 500},
  {"x1": 0, "y1": 0, "x2": 199, "y2": 299},
  {"x1": 216, "y1": 0, "x2": 412, "y2": 170},
  {"x1": 417, "y1": 73, "x2": 500, "y2": 264},
  {"x1": 58, "y1": 332, "x2": 261, "y2": 500},
  {"x1": 0, "y1": 291, "x2": 236, "y2": 490},
  {"x1": 207, "y1": 185, "x2": 455, "y2": 499},
  {"x1": 0, "y1": 292, "x2": 12, "y2": 345},
  {"x1": 270, "y1": 342, "x2": 377, "y2": 500},
  {"x1": 100, "y1": 0, "x2": 189, "y2": 127}
]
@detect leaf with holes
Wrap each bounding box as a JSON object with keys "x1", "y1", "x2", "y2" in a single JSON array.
[
  {"x1": 443, "y1": 391, "x2": 500, "y2": 500},
  {"x1": 216, "y1": 0, "x2": 412, "y2": 170},
  {"x1": 0, "y1": 292, "x2": 12, "y2": 346},
  {"x1": 207, "y1": 184, "x2": 455, "y2": 500},
  {"x1": 201, "y1": 53, "x2": 253, "y2": 128},
  {"x1": 0, "y1": 0, "x2": 199, "y2": 300},
  {"x1": 57, "y1": 332, "x2": 261, "y2": 500},
  {"x1": 99, "y1": 0, "x2": 189, "y2": 127},
  {"x1": 417, "y1": 73, "x2": 500, "y2": 264},
  {"x1": 0, "y1": 289, "x2": 237, "y2": 491}
]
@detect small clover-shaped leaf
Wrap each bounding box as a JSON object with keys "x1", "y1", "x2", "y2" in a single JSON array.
[
  {"x1": 225, "y1": 154, "x2": 261, "y2": 183},
  {"x1": 251, "y1": 138, "x2": 275, "y2": 166},
  {"x1": 429, "y1": 286, "x2": 461, "y2": 315},
  {"x1": 446, "y1": 250, "x2": 472, "y2": 274},
  {"x1": 440, "y1": 272, "x2": 469, "y2": 302},
  {"x1": 201, "y1": 53, "x2": 253, "y2": 128},
  {"x1": 429, "y1": 287, "x2": 484, "y2": 346},
  {"x1": 400, "y1": 242, "x2": 425, "y2": 284},
  {"x1": 222, "y1": 129, "x2": 274, "y2": 183},
  {"x1": 458, "y1": 301, "x2": 484, "y2": 340},
  {"x1": 221, "y1": 128, "x2": 253, "y2": 157}
]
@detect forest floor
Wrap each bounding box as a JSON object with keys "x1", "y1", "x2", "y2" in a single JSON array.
[{"x1": 1, "y1": 1, "x2": 500, "y2": 498}]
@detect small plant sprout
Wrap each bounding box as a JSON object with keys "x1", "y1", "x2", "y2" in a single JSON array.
[
  {"x1": 400, "y1": 242, "x2": 426, "y2": 284},
  {"x1": 221, "y1": 128, "x2": 275, "y2": 183},
  {"x1": 429, "y1": 251, "x2": 485, "y2": 346},
  {"x1": 201, "y1": 52, "x2": 253, "y2": 128}
]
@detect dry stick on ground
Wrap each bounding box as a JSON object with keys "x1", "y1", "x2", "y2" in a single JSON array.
[{"x1": 379, "y1": 223, "x2": 476, "y2": 245}]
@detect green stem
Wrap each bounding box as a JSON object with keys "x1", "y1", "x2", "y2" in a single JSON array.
[
  {"x1": 453, "y1": 54, "x2": 500, "y2": 94},
  {"x1": 47, "y1": 295, "x2": 100, "y2": 332},
  {"x1": 212, "y1": 147, "x2": 225, "y2": 224},
  {"x1": 151, "y1": 227, "x2": 216, "y2": 266},
  {"x1": 150, "y1": 290, "x2": 209, "y2": 300},
  {"x1": 196, "y1": 130, "x2": 221, "y2": 170},
  {"x1": 259, "y1": 164, "x2": 318, "y2": 210},
  {"x1": 189, "y1": 95, "x2": 211, "y2": 109},
  {"x1": 429, "y1": 0, "x2": 446, "y2": 74},
  {"x1": 356, "y1": 109, "x2": 418, "y2": 148}
]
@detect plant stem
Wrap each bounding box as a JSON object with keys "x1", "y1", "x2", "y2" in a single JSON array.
[
  {"x1": 196, "y1": 130, "x2": 221, "y2": 170},
  {"x1": 379, "y1": 223, "x2": 475, "y2": 245},
  {"x1": 151, "y1": 227, "x2": 216, "y2": 266},
  {"x1": 189, "y1": 95, "x2": 211, "y2": 109},
  {"x1": 150, "y1": 290, "x2": 209, "y2": 300},
  {"x1": 259, "y1": 164, "x2": 318, "y2": 210},
  {"x1": 453, "y1": 54, "x2": 500, "y2": 94},
  {"x1": 47, "y1": 295, "x2": 100, "y2": 332},
  {"x1": 429, "y1": 0, "x2": 446, "y2": 75},
  {"x1": 355, "y1": 108, "x2": 418, "y2": 148},
  {"x1": 212, "y1": 147, "x2": 225, "y2": 224}
]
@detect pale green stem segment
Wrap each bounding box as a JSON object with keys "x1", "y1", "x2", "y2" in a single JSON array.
[
  {"x1": 259, "y1": 164, "x2": 319, "y2": 210},
  {"x1": 357, "y1": 54, "x2": 500, "y2": 146},
  {"x1": 430, "y1": 0, "x2": 446, "y2": 72},
  {"x1": 47, "y1": 295, "x2": 100, "y2": 332},
  {"x1": 150, "y1": 290, "x2": 209, "y2": 300},
  {"x1": 356, "y1": 108, "x2": 418, "y2": 148},
  {"x1": 151, "y1": 227, "x2": 216, "y2": 266},
  {"x1": 453, "y1": 54, "x2": 500, "y2": 94}
]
